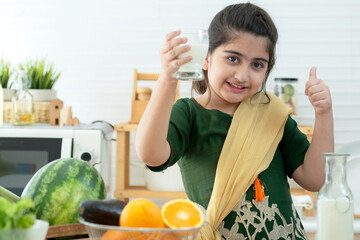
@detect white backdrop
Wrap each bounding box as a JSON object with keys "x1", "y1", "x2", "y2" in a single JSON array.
[{"x1": 1, "y1": 0, "x2": 360, "y2": 170}]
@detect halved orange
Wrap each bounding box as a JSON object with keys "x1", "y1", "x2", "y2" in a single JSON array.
[{"x1": 160, "y1": 199, "x2": 204, "y2": 228}]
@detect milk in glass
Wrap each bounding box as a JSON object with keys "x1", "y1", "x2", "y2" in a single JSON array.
[
  {"x1": 317, "y1": 198, "x2": 353, "y2": 239},
  {"x1": 316, "y1": 153, "x2": 354, "y2": 240},
  {"x1": 176, "y1": 29, "x2": 208, "y2": 81}
]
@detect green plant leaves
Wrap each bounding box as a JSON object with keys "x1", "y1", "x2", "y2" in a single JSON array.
[
  {"x1": 0, "y1": 58, "x2": 13, "y2": 88},
  {"x1": 0, "y1": 196, "x2": 36, "y2": 230},
  {"x1": 19, "y1": 58, "x2": 61, "y2": 89},
  {"x1": 0, "y1": 58, "x2": 60, "y2": 89}
]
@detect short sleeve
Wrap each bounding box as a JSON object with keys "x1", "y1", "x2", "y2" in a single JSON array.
[
  {"x1": 147, "y1": 99, "x2": 191, "y2": 172},
  {"x1": 280, "y1": 116, "x2": 310, "y2": 178}
]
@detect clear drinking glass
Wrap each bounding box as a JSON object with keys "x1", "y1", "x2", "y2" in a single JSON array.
[
  {"x1": 316, "y1": 153, "x2": 354, "y2": 240},
  {"x1": 176, "y1": 29, "x2": 208, "y2": 81}
]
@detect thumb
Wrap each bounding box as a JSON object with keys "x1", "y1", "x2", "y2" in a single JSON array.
[{"x1": 309, "y1": 66, "x2": 317, "y2": 81}]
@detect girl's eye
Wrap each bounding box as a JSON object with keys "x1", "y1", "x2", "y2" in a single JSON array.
[
  {"x1": 227, "y1": 56, "x2": 238, "y2": 63},
  {"x1": 253, "y1": 62, "x2": 264, "y2": 69}
]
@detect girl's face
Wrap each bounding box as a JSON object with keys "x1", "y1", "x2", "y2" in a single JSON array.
[{"x1": 203, "y1": 32, "x2": 269, "y2": 112}]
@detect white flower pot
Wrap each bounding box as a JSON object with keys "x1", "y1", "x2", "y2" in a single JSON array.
[
  {"x1": 28, "y1": 89, "x2": 57, "y2": 102},
  {"x1": 131, "y1": 161, "x2": 185, "y2": 192}
]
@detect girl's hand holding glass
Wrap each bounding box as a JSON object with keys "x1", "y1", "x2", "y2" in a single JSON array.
[
  {"x1": 175, "y1": 29, "x2": 208, "y2": 81},
  {"x1": 159, "y1": 30, "x2": 192, "y2": 81}
]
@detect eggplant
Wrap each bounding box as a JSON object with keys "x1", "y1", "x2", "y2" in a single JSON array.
[{"x1": 79, "y1": 199, "x2": 127, "y2": 225}]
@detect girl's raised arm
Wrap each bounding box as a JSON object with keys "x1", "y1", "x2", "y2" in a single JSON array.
[
  {"x1": 292, "y1": 67, "x2": 334, "y2": 191},
  {"x1": 135, "y1": 30, "x2": 192, "y2": 167}
]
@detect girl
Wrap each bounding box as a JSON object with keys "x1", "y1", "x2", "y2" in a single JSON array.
[{"x1": 135, "y1": 3, "x2": 333, "y2": 240}]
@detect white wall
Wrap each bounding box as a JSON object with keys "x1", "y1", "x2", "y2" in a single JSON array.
[{"x1": 1, "y1": 0, "x2": 360, "y2": 187}]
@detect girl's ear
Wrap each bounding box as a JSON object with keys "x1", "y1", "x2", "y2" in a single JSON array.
[{"x1": 202, "y1": 54, "x2": 209, "y2": 70}]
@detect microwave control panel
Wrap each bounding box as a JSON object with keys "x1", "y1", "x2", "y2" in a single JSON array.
[{"x1": 73, "y1": 129, "x2": 104, "y2": 172}]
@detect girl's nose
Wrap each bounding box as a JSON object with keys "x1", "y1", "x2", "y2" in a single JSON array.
[{"x1": 234, "y1": 66, "x2": 250, "y2": 83}]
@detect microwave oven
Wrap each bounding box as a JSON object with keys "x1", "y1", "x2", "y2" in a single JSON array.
[{"x1": 0, "y1": 122, "x2": 113, "y2": 197}]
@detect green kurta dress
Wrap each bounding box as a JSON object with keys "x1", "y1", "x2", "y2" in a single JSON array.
[{"x1": 148, "y1": 98, "x2": 310, "y2": 240}]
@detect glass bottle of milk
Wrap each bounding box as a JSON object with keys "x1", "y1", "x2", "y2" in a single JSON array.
[{"x1": 317, "y1": 153, "x2": 354, "y2": 240}]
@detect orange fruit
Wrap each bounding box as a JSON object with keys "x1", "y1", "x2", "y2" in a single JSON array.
[
  {"x1": 105, "y1": 230, "x2": 161, "y2": 240},
  {"x1": 101, "y1": 230, "x2": 126, "y2": 240},
  {"x1": 159, "y1": 233, "x2": 181, "y2": 240},
  {"x1": 161, "y1": 199, "x2": 204, "y2": 228},
  {"x1": 127, "y1": 232, "x2": 161, "y2": 240},
  {"x1": 116, "y1": 231, "x2": 152, "y2": 240},
  {"x1": 120, "y1": 198, "x2": 164, "y2": 228}
]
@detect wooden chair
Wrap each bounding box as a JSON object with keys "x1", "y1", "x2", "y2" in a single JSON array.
[
  {"x1": 114, "y1": 69, "x2": 183, "y2": 201},
  {"x1": 128, "y1": 69, "x2": 179, "y2": 124}
]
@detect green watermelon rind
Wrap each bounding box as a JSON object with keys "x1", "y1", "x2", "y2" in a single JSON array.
[{"x1": 21, "y1": 158, "x2": 106, "y2": 225}]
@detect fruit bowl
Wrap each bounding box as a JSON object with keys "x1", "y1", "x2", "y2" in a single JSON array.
[{"x1": 80, "y1": 219, "x2": 207, "y2": 240}]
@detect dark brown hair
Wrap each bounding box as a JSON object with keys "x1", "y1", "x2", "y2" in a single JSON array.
[{"x1": 192, "y1": 3, "x2": 278, "y2": 98}]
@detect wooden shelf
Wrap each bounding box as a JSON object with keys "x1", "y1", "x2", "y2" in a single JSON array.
[
  {"x1": 114, "y1": 123, "x2": 187, "y2": 202},
  {"x1": 114, "y1": 186, "x2": 187, "y2": 199},
  {"x1": 46, "y1": 223, "x2": 87, "y2": 238}
]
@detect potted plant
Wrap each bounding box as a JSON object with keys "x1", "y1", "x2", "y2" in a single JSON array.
[
  {"x1": 0, "y1": 58, "x2": 15, "y2": 101},
  {"x1": 18, "y1": 58, "x2": 61, "y2": 101}
]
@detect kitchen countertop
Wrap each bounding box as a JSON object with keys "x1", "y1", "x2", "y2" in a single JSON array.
[{"x1": 70, "y1": 218, "x2": 360, "y2": 240}]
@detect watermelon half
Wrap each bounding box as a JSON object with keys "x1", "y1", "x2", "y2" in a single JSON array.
[{"x1": 21, "y1": 158, "x2": 106, "y2": 225}]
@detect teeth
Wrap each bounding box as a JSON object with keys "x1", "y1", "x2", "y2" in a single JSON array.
[{"x1": 229, "y1": 82, "x2": 243, "y2": 89}]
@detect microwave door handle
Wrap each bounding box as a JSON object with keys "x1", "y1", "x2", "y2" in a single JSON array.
[{"x1": 61, "y1": 138, "x2": 73, "y2": 158}]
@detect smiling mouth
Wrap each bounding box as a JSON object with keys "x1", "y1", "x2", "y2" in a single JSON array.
[{"x1": 227, "y1": 82, "x2": 247, "y2": 90}]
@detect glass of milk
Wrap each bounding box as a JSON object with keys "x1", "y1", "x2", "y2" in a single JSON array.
[{"x1": 176, "y1": 29, "x2": 208, "y2": 81}]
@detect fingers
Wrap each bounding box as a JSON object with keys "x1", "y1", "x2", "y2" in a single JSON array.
[
  {"x1": 307, "y1": 89, "x2": 332, "y2": 114},
  {"x1": 307, "y1": 83, "x2": 328, "y2": 102},
  {"x1": 160, "y1": 35, "x2": 187, "y2": 54},
  {"x1": 309, "y1": 66, "x2": 317, "y2": 81},
  {"x1": 173, "y1": 55, "x2": 192, "y2": 67},
  {"x1": 165, "y1": 29, "x2": 181, "y2": 41},
  {"x1": 305, "y1": 66, "x2": 319, "y2": 96},
  {"x1": 164, "y1": 47, "x2": 192, "y2": 69},
  {"x1": 163, "y1": 45, "x2": 191, "y2": 62},
  {"x1": 159, "y1": 29, "x2": 192, "y2": 77},
  {"x1": 306, "y1": 79, "x2": 323, "y2": 95},
  {"x1": 304, "y1": 67, "x2": 332, "y2": 114}
]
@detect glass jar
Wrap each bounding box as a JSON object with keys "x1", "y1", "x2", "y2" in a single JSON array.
[
  {"x1": 316, "y1": 153, "x2": 354, "y2": 240},
  {"x1": 274, "y1": 78, "x2": 297, "y2": 115},
  {"x1": 12, "y1": 71, "x2": 34, "y2": 126}
]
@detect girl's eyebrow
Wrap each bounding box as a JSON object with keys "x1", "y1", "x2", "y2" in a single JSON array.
[{"x1": 223, "y1": 50, "x2": 269, "y2": 63}]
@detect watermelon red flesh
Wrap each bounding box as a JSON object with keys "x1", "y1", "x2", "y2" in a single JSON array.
[{"x1": 21, "y1": 158, "x2": 106, "y2": 225}]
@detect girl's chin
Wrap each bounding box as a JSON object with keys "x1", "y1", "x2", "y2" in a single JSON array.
[
  {"x1": 224, "y1": 96, "x2": 246, "y2": 104},
  {"x1": 224, "y1": 92, "x2": 249, "y2": 102}
]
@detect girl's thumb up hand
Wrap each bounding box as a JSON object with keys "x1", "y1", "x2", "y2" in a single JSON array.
[
  {"x1": 305, "y1": 67, "x2": 317, "y2": 96},
  {"x1": 305, "y1": 67, "x2": 332, "y2": 115}
]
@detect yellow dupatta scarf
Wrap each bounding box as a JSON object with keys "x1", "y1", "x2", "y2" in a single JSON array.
[{"x1": 197, "y1": 92, "x2": 291, "y2": 240}]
